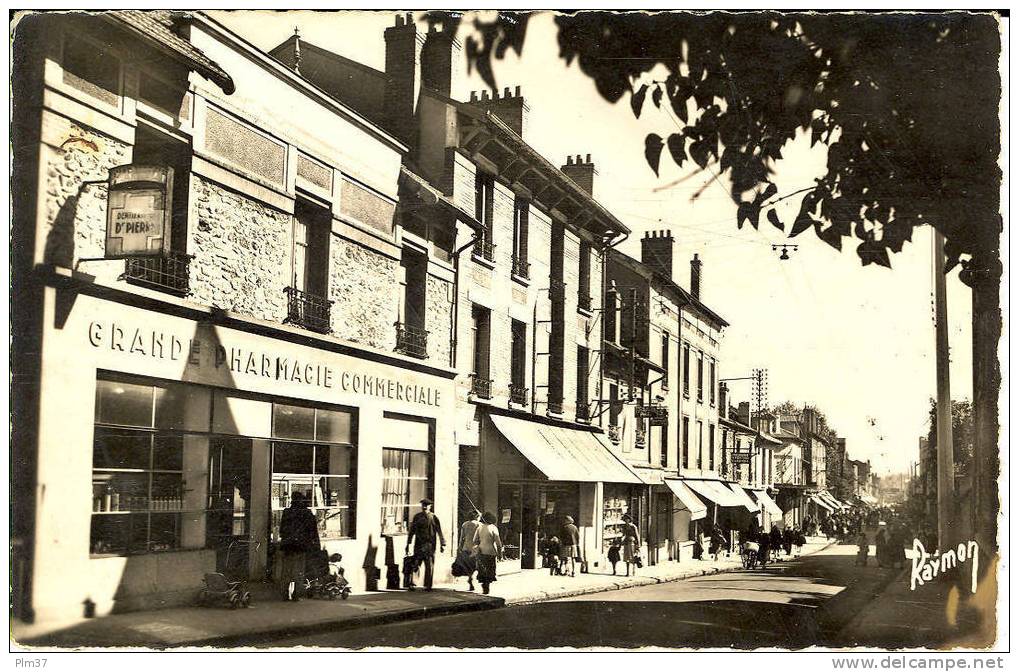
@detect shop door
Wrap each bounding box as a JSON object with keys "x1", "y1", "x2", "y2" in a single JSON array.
[
  {"x1": 207, "y1": 438, "x2": 253, "y2": 578},
  {"x1": 496, "y1": 483, "x2": 523, "y2": 573}
]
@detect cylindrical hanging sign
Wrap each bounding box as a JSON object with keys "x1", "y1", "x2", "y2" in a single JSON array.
[{"x1": 105, "y1": 164, "x2": 174, "y2": 258}]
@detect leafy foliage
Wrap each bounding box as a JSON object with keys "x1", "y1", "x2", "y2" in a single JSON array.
[{"x1": 438, "y1": 10, "x2": 1002, "y2": 271}]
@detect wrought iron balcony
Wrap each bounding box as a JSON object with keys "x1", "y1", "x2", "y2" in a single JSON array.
[
  {"x1": 123, "y1": 251, "x2": 191, "y2": 296},
  {"x1": 509, "y1": 384, "x2": 529, "y2": 406},
  {"x1": 607, "y1": 425, "x2": 622, "y2": 444},
  {"x1": 284, "y1": 287, "x2": 333, "y2": 334},
  {"x1": 576, "y1": 401, "x2": 591, "y2": 422},
  {"x1": 548, "y1": 278, "x2": 566, "y2": 300},
  {"x1": 547, "y1": 398, "x2": 563, "y2": 415},
  {"x1": 395, "y1": 322, "x2": 429, "y2": 359},
  {"x1": 511, "y1": 255, "x2": 530, "y2": 280},
  {"x1": 472, "y1": 232, "x2": 496, "y2": 263},
  {"x1": 470, "y1": 374, "x2": 493, "y2": 399}
]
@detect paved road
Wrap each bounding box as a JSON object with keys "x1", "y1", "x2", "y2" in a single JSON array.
[{"x1": 260, "y1": 544, "x2": 906, "y2": 649}]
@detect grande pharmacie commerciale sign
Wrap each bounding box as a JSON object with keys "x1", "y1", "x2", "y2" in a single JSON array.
[{"x1": 105, "y1": 165, "x2": 174, "y2": 258}]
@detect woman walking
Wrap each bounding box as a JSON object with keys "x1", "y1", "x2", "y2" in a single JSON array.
[
  {"x1": 456, "y1": 510, "x2": 481, "y2": 591},
  {"x1": 620, "y1": 514, "x2": 640, "y2": 577},
  {"x1": 560, "y1": 515, "x2": 580, "y2": 577},
  {"x1": 278, "y1": 492, "x2": 320, "y2": 602},
  {"x1": 472, "y1": 511, "x2": 504, "y2": 595}
]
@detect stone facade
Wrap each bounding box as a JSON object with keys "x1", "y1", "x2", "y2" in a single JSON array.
[
  {"x1": 425, "y1": 272, "x2": 454, "y2": 366},
  {"x1": 40, "y1": 118, "x2": 130, "y2": 270},
  {"x1": 328, "y1": 234, "x2": 401, "y2": 352},
  {"x1": 189, "y1": 177, "x2": 292, "y2": 323}
]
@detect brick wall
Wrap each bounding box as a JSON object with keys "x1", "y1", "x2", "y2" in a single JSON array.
[{"x1": 190, "y1": 178, "x2": 291, "y2": 323}]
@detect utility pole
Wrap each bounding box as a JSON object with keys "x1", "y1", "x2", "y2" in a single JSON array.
[{"x1": 933, "y1": 228, "x2": 955, "y2": 550}]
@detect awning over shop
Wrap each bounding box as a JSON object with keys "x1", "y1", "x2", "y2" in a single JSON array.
[
  {"x1": 860, "y1": 492, "x2": 879, "y2": 506},
  {"x1": 751, "y1": 489, "x2": 783, "y2": 518},
  {"x1": 665, "y1": 479, "x2": 708, "y2": 521},
  {"x1": 809, "y1": 493, "x2": 835, "y2": 513},
  {"x1": 726, "y1": 483, "x2": 760, "y2": 513},
  {"x1": 489, "y1": 414, "x2": 642, "y2": 484},
  {"x1": 818, "y1": 491, "x2": 846, "y2": 510},
  {"x1": 684, "y1": 479, "x2": 746, "y2": 509}
]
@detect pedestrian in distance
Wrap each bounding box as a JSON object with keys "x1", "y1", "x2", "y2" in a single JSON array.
[
  {"x1": 855, "y1": 530, "x2": 869, "y2": 566},
  {"x1": 874, "y1": 521, "x2": 889, "y2": 569},
  {"x1": 769, "y1": 524, "x2": 783, "y2": 562},
  {"x1": 454, "y1": 510, "x2": 481, "y2": 591},
  {"x1": 782, "y1": 526, "x2": 794, "y2": 556},
  {"x1": 472, "y1": 511, "x2": 503, "y2": 595},
  {"x1": 545, "y1": 535, "x2": 563, "y2": 576},
  {"x1": 709, "y1": 524, "x2": 726, "y2": 561},
  {"x1": 278, "y1": 491, "x2": 320, "y2": 602},
  {"x1": 758, "y1": 528, "x2": 770, "y2": 568},
  {"x1": 560, "y1": 515, "x2": 581, "y2": 577},
  {"x1": 405, "y1": 498, "x2": 446, "y2": 591},
  {"x1": 607, "y1": 539, "x2": 622, "y2": 575},
  {"x1": 621, "y1": 513, "x2": 641, "y2": 576}
]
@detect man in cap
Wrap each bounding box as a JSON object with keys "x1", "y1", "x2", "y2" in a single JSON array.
[{"x1": 405, "y1": 498, "x2": 446, "y2": 591}]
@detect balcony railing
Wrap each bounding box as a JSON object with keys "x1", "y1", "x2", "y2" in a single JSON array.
[
  {"x1": 123, "y1": 252, "x2": 191, "y2": 295},
  {"x1": 607, "y1": 425, "x2": 622, "y2": 444},
  {"x1": 395, "y1": 322, "x2": 429, "y2": 359},
  {"x1": 472, "y1": 233, "x2": 496, "y2": 263},
  {"x1": 284, "y1": 287, "x2": 333, "y2": 334},
  {"x1": 511, "y1": 255, "x2": 530, "y2": 280},
  {"x1": 470, "y1": 374, "x2": 493, "y2": 399},
  {"x1": 509, "y1": 384, "x2": 529, "y2": 406},
  {"x1": 576, "y1": 401, "x2": 590, "y2": 422},
  {"x1": 547, "y1": 398, "x2": 563, "y2": 416}
]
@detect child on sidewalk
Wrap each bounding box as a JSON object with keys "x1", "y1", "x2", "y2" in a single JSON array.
[{"x1": 607, "y1": 540, "x2": 621, "y2": 575}]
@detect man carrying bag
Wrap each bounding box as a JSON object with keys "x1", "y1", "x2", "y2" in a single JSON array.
[{"x1": 405, "y1": 498, "x2": 446, "y2": 591}]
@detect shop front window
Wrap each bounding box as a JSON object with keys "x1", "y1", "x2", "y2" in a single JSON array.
[
  {"x1": 381, "y1": 448, "x2": 430, "y2": 535},
  {"x1": 270, "y1": 404, "x2": 357, "y2": 541},
  {"x1": 90, "y1": 377, "x2": 210, "y2": 557}
]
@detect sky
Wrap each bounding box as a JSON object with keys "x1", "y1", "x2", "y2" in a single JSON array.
[{"x1": 209, "y1": 10, "x2": 978, "y2": 476}]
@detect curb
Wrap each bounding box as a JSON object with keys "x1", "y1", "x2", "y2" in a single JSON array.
[
  {"x1": 22, "y1": 596, "x2": 505, "y2": 650},
  {"x1": 505, "y1": 541, "x2": 838, "y2": 607}
]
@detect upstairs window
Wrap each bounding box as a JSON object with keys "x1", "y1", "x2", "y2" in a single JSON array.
[
  {"x1": 62, "y1": 33, "x2": 121, "y2": 107},
  {"x1": 576, "y1": 345, "x2": 590, "y2": 420},
  {"x1": 710, "y1": 360, "x2": 717, "y2": 406},
  {"x1": 578, "y1": 242, "x2": 592, "y2": 312},
  {"x1": 709, "y1": 424, "x2": 716, "y2": 471},
  {"x1": 682, "y1": 416, "x2": 690, "y2": 469},
  {"x1": 696, "y1": 421, "x2": 704, "y2": 469},
  {"x1": 661, "y1": 332, "x2": 670, "y2": 389},
  {"x1": 473, "y1": 173, "x2": 495, "y2": 261},
  {"x1": 696, "y1": 353, "x2": 704, "y2": 403},
  {"x1": 682, "y1": 344, "x2": 690, "y2": 397},
  {"x1": 396, "y1": 247, "x2": 429, "y2": 358},
  {"x1": 469, "y1": 305, "x2": 492, "y2": 399},
  {"x1": 291, "y1": 199, "x2": 331, "y2": 299},
  {"x1": 512, "y1": 197, "x2": 529, "y2": 279}
]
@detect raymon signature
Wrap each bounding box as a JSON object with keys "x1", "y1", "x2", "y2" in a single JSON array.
[{"x1": 910, "y1": 539, "x2": 979, "y2": 593}]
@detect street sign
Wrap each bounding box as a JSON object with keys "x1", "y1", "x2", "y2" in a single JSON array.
[
  {"x1": 731, "y1": 452, "x2": 753, "y2": 464},
  {"x1": 106, "y1": 165, "x2": 174, "y2": 258}
]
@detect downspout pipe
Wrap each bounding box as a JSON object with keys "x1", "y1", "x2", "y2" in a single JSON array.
[
  {"x1": 450, "y1": 231, "x2": 481, "y2": 369},
  {"x1": 597, "y1": 228, "x2": 629, "y2": 426}
]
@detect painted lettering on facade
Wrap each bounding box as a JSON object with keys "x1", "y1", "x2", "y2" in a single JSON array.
[{"x1": 86, "y1": 321, "x2": 442, "y2": 407}]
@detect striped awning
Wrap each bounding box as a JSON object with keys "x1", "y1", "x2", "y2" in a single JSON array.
[
  {"x1": 665, "y1": 479, "x2": 707, "y2": 521},
  {"x1": 684, "y1": 479, "x2": 746, "y2": 509},
  {"x1": 751, "y1": 489, "x2": 783, "y2": 518},
  {"x1": 726, "y1": 483, "x2": 760, "y2": 513},
  {"x1": 489, "y1": 414, "x2": 642, "y2": 484}
]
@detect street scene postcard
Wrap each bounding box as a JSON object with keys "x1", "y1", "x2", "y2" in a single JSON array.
[{"x1": 8, "y1": 6, "x2": 1009, "y2": 659}]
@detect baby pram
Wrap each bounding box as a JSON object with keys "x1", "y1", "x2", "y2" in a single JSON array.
[{"x1": 304, "y1": 550, "x2": 351, "y2": 600}]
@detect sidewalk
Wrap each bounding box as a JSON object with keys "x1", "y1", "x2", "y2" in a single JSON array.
[{"x1": 14, "y1": 538, "x2": 833, "y2": 649}]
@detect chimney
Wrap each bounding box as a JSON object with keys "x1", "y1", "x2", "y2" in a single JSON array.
[
  {"x1": 690, "y1": 253, "x2": 703, "y2": 300},
  {"x1": 467, "y1": 85, "x2": 529, "y2": 137},
  {"x1": 384, "y1": 13, "x2": 424, "y2": 144},
  {"x1": 561, "y1": 153, "x2": 596, "y2": 196},
  {"x1": 640, "y1": 230, "x2": 674, "y2": 280},
  {"x1": 737, "y1": 401, "x2": 751, "y2": 426},
  {"x1": 421, "y1": 22, "x2": 461, "y2": 97},
  {"x1": 719, "y1": 382, "x2": 729, "y2": 420}
]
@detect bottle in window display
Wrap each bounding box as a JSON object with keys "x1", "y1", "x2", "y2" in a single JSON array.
[
  {"x1": 103, "y1": 487, "x2": 112, "y2": 512},
  {"x1": 111, "y1": 490, "x2": 120, "y2": 512}
]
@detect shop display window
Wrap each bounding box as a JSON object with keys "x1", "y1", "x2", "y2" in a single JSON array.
[
  {"x1": 270, "y1": 442, "x2": 356, "y2": 541},
  {"x1": 380, "y1": 448, "x2": 430, "y2": 535},
  {"x1": 90, "y1": 378, "x2": 209, "y2": 557}
]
